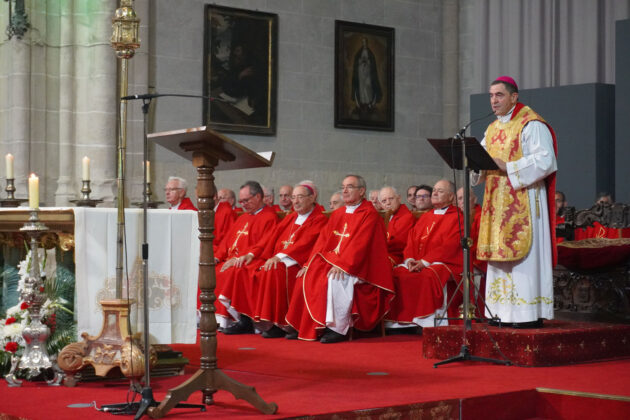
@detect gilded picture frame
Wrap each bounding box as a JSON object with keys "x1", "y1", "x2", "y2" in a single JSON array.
[
  {"x1": 203, "y1": 5, "x2": 278, "y2": 135},
  {"x1": 335, "y1": 20, "x2": 395, "y2": 131}
]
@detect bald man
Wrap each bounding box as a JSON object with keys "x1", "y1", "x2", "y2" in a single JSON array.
[
  {"x1": 387, "y1": 180, "x2": 463, "y2": 330},
  {"x1": 379, "y1": 186, "x2": 415, "y2": 266}
]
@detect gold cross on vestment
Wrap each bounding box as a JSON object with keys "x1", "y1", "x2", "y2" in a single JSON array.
[
  {"x1": 282, "y1": 233, "x2": 295, "y2": 250},
  {"x1": 229, "y1": 222, "x2": 249, "y2": 253},
  {"x1": 332, "y1": 222, "x2": 350, "y2": 254}
]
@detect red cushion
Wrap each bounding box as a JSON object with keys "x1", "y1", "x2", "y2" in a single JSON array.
[{"x1": 557, "y1": 238, "x2": 630, "y2": 270}]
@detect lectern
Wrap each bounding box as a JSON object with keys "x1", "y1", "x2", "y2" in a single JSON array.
[{"x1": 147, "y1": 126, "x2": 277, "y2": 417}]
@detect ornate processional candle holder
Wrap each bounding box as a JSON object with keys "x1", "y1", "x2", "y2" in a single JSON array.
[
  {"x1": 0, "y1": 178, "x2": 27, "y2": 207},
  {"x1": 5, "y1": 209, "x2": 63, "y2": 386},
  {"x1": 69, "y1": 180, "x2": 103, "y2": 207}
]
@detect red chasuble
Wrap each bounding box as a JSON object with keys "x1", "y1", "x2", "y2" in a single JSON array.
[
  {"x1": 218, "y1": 206, "x2": 327, "y2": 322},
  {"x1": 470, "y1": 204, "x2": 486, "y2": 272},
  {"x1": 386, "y1": 205, "x2": 416, "y2": 266},
  {"x1": 242, "y1": 207, "x2": 328, "y2": 325},
  {"x1": 388, "y1": 205, "x2": 463, "y2": 323},
  {"x1": 285, "y1": 200, "x2": 395, "y2": 340},
  {"x1": 213, "y1": 201, "x2": 237, "y2": 254},
  {"x1": 173, "y1": 196, "x2": 197, "y2": 211}
]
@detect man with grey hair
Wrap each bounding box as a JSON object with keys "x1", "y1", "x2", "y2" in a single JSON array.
[
  {"x1": 214, "y1": 180, "x2": 279, "y2": 332},
  {"x1": 165, "y1": 176, "x2": 197, "y2": 210},
  {"x1": 263, "y1": 186, "x2": 275, "y2": 207},
  {"x1": 329, "y1": 191, "x2": 343, "y2": 211},
  {"x1": 286, "y1": 174, "x2": 395, "y2": 343},
  {"x1": 379, "y1": 186, "x2": 414, "y2": 266},
  {"x1": 369, "y1": 189, "x2": 383, "y2": 211}
]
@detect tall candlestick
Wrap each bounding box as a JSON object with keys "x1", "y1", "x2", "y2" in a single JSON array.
[
  {"x1": 5, "y1": 154, "x2": 14, "y2": 179},
  {"x1": 82, "y1": 156, "x2": 90, "y2": 181},
  {"x1": 28, "y1": 173, "x2": 39, "y2": 209},
  {"x1": 145, "y1": 160, "x2": 150, "y2": 183}
]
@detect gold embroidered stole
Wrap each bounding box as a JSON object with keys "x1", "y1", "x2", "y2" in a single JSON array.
[{"x1": 477, "y1": 105, "x2": 546, "y2": 261}]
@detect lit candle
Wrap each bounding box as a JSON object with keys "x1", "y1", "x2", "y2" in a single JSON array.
[
  {"x1": 145, "y1": 160, "x2": 151, "y2": 183},
  {"x1": 5, "y1": 153, "x2": 14, "y2": 179},
  {"x1": 82, "y1": 156, "x2": 90, "y2": 181},
  {"x1": 28, "y1": 173, "x2": 39, "y2": 209}
]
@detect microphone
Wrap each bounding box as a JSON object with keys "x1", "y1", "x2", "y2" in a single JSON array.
[
  {"x1": 121, "y1": 93, "x2": 163, "y2": 100},
  {"x1": 454, "y1": 111, "x2": 495, "y2": 139}
]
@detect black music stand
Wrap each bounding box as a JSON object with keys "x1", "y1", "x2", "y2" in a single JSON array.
[{"x1": 427, "y1": 137, "x2": 511, "y2": 367}]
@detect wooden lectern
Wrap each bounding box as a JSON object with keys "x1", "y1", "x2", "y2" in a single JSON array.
[{"x1": 147, "y1": 126, "x2": 277, "y2": 417}]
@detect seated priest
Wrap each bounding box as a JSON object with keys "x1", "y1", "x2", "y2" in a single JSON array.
[
  {"x1": 213, "y1": 190, "x2": 238, "y2": 254},
  {"x1": 215, "y1": 183, "x2": 328, "y2": 336},
  {"x1": 285, "y1": 174, "x2": 395, "y2": 343},
  {"x1": 165, "y1": 176, "x2": 197, "y2": 210},
  {"x1": 386, "y1": 179, "x2": 463, "y2": 330},
  {"x1": 214, "y1": 180, "x2": 279, "y2": 330},
  {"x1": 369, "y1": 189, "x2": 383, "y2": 210},
  {"x1": 275, "y1": 185, "x2": 294, "y2": 212},
  {"x1": 379, "y1": 186, "x2": 415, "y2": 266},
  {"x1": 414, "y1": 184, "x2": 433, "y2": 212},
  {"x1": 329, "y1": 191, "x2": 343, "y2": 211}
]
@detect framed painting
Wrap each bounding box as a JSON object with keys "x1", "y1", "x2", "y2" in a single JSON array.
[
  {"x1": 203, "y1": 5, "x2": 278, "y2": 135},
  {"x1": 335, "y1": 20, "x2": 395, "y2": 131}
]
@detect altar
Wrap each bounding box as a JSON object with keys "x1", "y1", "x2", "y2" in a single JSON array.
[{"x1": 0, "y1": 207, "x2": 199, "y2": 345}]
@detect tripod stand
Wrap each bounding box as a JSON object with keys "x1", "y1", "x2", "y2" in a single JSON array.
[
  {"x1": 102, "y1": 94, "x2": 206, "y2": 418},
  {"x1": 428, "y1": 134, "x2": 511, "y2": 368}
]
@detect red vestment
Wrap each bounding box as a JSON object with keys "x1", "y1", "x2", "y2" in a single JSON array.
[
  {"x1": 213, "y1": 201, "x2": 237, "y2": 254},
  {"x1": 172, "y1": 196, "x2": 197, "y2": 211},
  {"x1": 214, "y1": 206, "x2": 278, "y2": 318},
  {"x1": 386, "y1": 205, "x2": 415, "y2": 266},
  {"x1": 219, "y1": 207, "x2": 328, "y2": 324},
  {"x1": 388, "y1": 205, "x2": 463, "y2": 324},
  {"x1": 285, "y1": 200, "x2": 395, "y2": 340}
]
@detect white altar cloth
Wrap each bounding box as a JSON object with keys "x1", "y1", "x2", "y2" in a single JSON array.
[{"x1": 74, "y1": 208, "x2": 199, "y2": 344}]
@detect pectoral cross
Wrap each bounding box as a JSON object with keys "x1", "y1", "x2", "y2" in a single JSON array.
[
  {"x1": 281, "y1": 233, "x2": 295, "y2": 250},
  {"x1": 332, "y1": 223, "x2": 350, "y2": 255},
  {"x1": 229, "y1": 222, "x2": 249, "y2": 253},
  {"x1": 419, "y1": 221, "x2": 436, "y2": 253}
]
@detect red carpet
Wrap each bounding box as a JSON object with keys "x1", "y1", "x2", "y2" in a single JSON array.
[
  {"x1": 1, "y1": 330, "x2": 630, "y2": 419},
  {"x1": 423, "y1": 320, "x2": 630, "y2": 366}
]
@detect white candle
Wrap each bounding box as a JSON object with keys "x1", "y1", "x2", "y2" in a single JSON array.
[
  {"x1": 145, "y1": 160, "x2": 151, "y2": 183},
  {"x1": 5, "y1": 153, "x2": 14, "y2": 179},
  {"x1": 28, "y1": 173, "x2": 39, "y2": 209},
  {"x1": 82, "y1": 156, "x2": 90, "y2": 181}
]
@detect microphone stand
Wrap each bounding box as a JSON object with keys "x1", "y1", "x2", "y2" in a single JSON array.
[
  {"x1": 434, "y1": 117, "x2": 511, "y2": 368},
  {"x1": 102, "y1": 94, "x2": 207, "y2": 418}
]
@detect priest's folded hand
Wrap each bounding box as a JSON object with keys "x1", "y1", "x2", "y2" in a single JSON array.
[
  {"x1": 328, "y1": 266, "x2": 346, "y2": 280},
  {"x1": 263, "y1": 256, "x2": 281, "y2": 271},
  {"x1": 407, "y1": 260, "x2": 425, "y2": 272},
  {"x1": 296, "y1": 266, "x2": 307, "y2": 278},
  {"x1": 221, "y1": 258, "x2": 237, "y2": 272}
]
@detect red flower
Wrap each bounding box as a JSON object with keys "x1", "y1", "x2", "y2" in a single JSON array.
[
  {"x1": 5, "y1": 317, "x2": 16, "y2": 325},
  {"x1": 4, "y1": 342, "x2": 18, "y2": 353},
  {"x1": 20, "y1": 302, "x2": 29, "y2": 310},
  {"x1": 39, "y1": 287, "x2": 45, "y2": 293}
]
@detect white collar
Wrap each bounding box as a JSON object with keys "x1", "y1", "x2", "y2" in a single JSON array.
[
  {"x1": 295, "y1": 208, "x2": 313, "y2": 225},
  {"x1": 433, "y1": 206, "x2": 449, "y2": 215},
  {"x1": 345, "y1": 201, "x2": 362, "y2": 214},
  {"x1": 497, "y1": 105, "x2": 516, "y2": 123}
]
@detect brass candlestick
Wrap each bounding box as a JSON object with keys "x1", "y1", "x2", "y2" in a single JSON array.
[
  {"x1": 69, "y1": 180, "x2": 103, "y2": 207},
  {"x1": 5, "y1": 209, "x2": 63, "y2": 386},
  {"x1": 132, "y1": 182, "x2": 163, "y2": 208},
  {"x1": 1, "y1": 178, "x2": 27, "y2": 207}
]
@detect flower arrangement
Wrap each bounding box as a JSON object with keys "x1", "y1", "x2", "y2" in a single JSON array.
[{"x1": 0, "y1": 247, "x2": 76, "y2": 377}]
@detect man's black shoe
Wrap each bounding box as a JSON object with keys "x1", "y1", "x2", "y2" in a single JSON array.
[
  {"x1": 320, "y1": 329, "x2": 348, "y2": 344},
  {"x1": 261, "y1": 325, "x2": 286, "y2": 338},
  {"x1": 386, "y1": 326, "x2": 421, "y2": 335},
  {"x1": 222, "y1": 316, "x2": 254, "y2": 335},
  {"x1": 285, "y1": 328, "x2": 298, "y2": 340}
]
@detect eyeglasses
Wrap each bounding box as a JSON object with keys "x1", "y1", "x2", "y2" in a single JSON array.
[
  {"x1": 239, "y1": 195, "x2": 254, "y2": 204},
  {"x1": 164, "y1": 187, "x2": 182, "y2": 192},
  {"x1": 340, "y1": 185, "x2": 360, "y2": 191},
  {"x1": 415, "y1": 194, "x2": 430, "y2": 199},
  {"x1": 291, "y1": 194, "x2": 309, "y2": 200}
]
